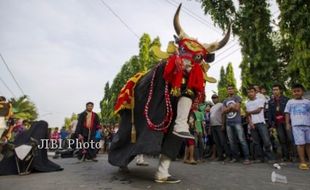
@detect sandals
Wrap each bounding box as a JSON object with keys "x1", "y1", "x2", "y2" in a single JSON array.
[
  {"x1": 299, "y1": 163, "x2": 309, "y2": 170},
  {"x1": 189, "y1": 160, "x2": 197, "y2": 165},
  {"x1": 183, "y1": 159, "x2": 197, "y2": 165}
]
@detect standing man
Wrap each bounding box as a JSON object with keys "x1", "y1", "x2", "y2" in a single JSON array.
[
  {"x1": 268, "y1": 84, "x2": 292, "y2": 161},
  {"x1": 261, "y1": 86, "x2": 271, "y2": 122},
  {"x1": 210, "y1": 94, "x2": 230, "y2": 161},
  {"x1": 223, "y1": 85, "x2": 250, "y2": 164},
  {"x1": 75, "y1": 102, "x2": 100, "y2": 162},
  {"x1": 246, "y1": 87, "x2": 275, "y2": 163}
]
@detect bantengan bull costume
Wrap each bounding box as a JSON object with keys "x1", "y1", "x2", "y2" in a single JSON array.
[{"x1": 108, "y1": 4, "x2": 230, "y2": 183}]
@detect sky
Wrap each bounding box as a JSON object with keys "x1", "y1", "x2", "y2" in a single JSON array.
[{"x1": 0, "y1": 0, "x2": 279, "y2": 127}]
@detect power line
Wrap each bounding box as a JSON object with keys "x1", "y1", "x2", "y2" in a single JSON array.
[
  {"x1": 168, "y1": 0, "x2": 222, "y2": 33},
  {"x1": 0, "y1": 53, "x2": 25, "y2": 95},
  {"x1": 199, "y1": 7, "x2": 282, "y2": 73},
  {"x1": 0, "y1": 76, "x2": 16, "y2": 97},
  {"x1": 164, "y1": 0, "x2": 222, "y2": 34},
  {"x1": 98, "y1": 0, "x2": 139, "y2": 39},
  {"x1": 210, "y1": 47, "x2": 241, "y2": 67},
  {"x1": 215, "y1": 38, "x2": 238, "y2": 57}
]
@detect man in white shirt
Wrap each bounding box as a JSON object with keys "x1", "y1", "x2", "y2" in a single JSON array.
[{"x1": 246, "y1": 87, "x2": 275, "y2": 163}]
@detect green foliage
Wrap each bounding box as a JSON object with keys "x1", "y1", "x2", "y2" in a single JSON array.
[
  {"x1": 217, "y1": 63, "x2": 237, "y2": 101},
  {"x1": 139, "y1": 34, "x2": 151, "y2": 71},
  {"x1": 63, "y1": 113, "x2": 78, "y2": 129},
  {"x1": 277, "y1": 0, "x2": 310, "y2": 89},
  {"x1": 10, "y1": 95, "x2": 38, "y2": 121},
  {"x1": 226, "y1": 62, "x2": 237, "y2": 89},
  {"x1": 64, "y1": 117, "x2": 71, "y2": 129},
  {"x1": 149, "y1": 37, "x2": 162, "y2": 69},
  {"x1": 201, "y1": 0, "x2": 236, "y2": 30},
  {"x1": 100, "y1": 34, "x2": 162, "y2": 125},
  {"x1": 201, "y1": 0, "x2": 281, "y2": 95},
  {"x1": 217, "y1": 66, "x2": 227, "y2": 101},
  {"x1": 218, "y1": 66, "x2": 227, "y2": 88},
  {"x1": 236, "y1": 0, "x2": 279, "y2": 94},
  {"x1": 270, "y1": 31, "x2": 290, "y2": 89}
]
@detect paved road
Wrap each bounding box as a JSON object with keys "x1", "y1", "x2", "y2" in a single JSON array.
[{"x1": 1, "y1": 154, "x2": 310, "y2": 190}]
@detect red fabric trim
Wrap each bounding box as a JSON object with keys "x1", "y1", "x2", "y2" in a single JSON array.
[
  {"x1": 114, "y1": 81, "x2": 135, "y2": 112},
  {"x1": 163, "y1": 55, "x2": 183, "y2": 89},
  {"x1": 163, "y1": 55, "x2": 205, "y2": 94},
  {"x1": 187, "y1": 63, "x2": 205, "y2": 93}
]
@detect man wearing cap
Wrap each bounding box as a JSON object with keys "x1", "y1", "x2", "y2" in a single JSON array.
[{"x1": 210, "y1": 94, "x2": 230, "y2": 161}]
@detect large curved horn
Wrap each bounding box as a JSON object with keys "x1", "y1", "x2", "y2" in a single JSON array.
[
  {"x1": 203, "y1": 24, "x2": 231, "y2": 52},
  {"x1": 173, "y1": 3, "x2": 187, "y2": 38},
  {"x1": 215, "y1": 24, "x2": 231, "y2": 50}
]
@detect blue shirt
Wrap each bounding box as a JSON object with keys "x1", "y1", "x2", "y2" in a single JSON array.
[
  {"x1": 60, "y1": 129, "x2": 68, "y2": 139},
  {"x1": 223, "y1": 95, "x2": 242, "y2": 125}
]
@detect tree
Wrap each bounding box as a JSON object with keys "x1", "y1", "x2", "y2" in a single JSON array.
[
  {"x1": 225, "y1": 62, "x2": 237, "y2": 89},
  {"x1": 148, "y1": 37, "x2": 162, "y2": 69},
  {"x1": 129, "y1": 56, "x2": 140, "y2": 75},
  {"x1": 10, "y1": 95, "x2": 38, "y2": 121},
  {"x1": 63, "y1": 113, "x2": 78, "y2": 130},
  {"x1": 103, "y1": 82, "x2": 111, "y2": 101},
  {"x1": 236, "y1": 0, "x2": 279, "y2": 94},
  {"x1": 270, "y1": 31, "x2": 290, "y2": 89},
  {"x1": 100, "y1": 34, "x2": 163, "y2": 125},
  {"x1": 100, "y1": 82, "x2": 115, "y2": 125},
  {"x1": 276, "y1": 0, "x2": 310, "y2": 89},
  {"x1": 217, "y1": 63, "x2": 238, "y2": 101},
  {"x1": 201, "y1": 0, "x2": 236, "y2": 31},
  {"x1": 139, "y1": 33, "x2": 152, "y2": 71},
  {"x1": 64, "y1": 117, "x2": 71, "y2": 129},
  {"x1": 201, "y1": 0, "x2": 281, "y2": 95},
  {"x1": 217, "y1": 66, "x2": 227, "y2": 101}
]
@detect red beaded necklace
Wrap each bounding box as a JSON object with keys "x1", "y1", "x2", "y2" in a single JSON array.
[{"x1": 144, "y1": 64, "x2": 173, "y2": 132}]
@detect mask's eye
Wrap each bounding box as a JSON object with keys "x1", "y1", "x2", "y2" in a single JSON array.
[
  {"x1": 193, "y1": 54, "x2": 203, "y2": 62},
  {"x1": 179, "y1": 46, "x2": 185, "y2": 54},
  {"x1": 204, "y1": 53, "x2": 215, "y2": 63}
]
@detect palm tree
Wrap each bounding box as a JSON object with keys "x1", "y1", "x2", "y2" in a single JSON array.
[{"x1": 10, "y1": 95, "x2": 38, "y2": 121}]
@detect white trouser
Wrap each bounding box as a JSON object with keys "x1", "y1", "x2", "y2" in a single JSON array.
[
  {"x1": 136, "y1": 154, "x2": 145, "y2": 164},
  {"x1": 155, "y1": 154, "x2": 171, "y2": 179},
  {"x1": 173, "y1": 96, "x2": 192, "y2": 133}
]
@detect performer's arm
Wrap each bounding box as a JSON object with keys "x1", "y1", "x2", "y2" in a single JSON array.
[
  {"x1": 230, "y1": 102, "x2": 241, "y2": 112},
  {"x1": 75, "y1": 114, "x2": 83, "y2": 139},
  {"x1": 247, "y1": 115, "x2": 255, "y2": 129},
  {"x1": 221, "y1": 107, "x2": 226, "y2": 131},
  {"x1": 246, "y1": 107, "x2": 263, "y2": 115},
  {"x1": 267, "y1": 100, "x2": 274, "y2": 127},
  {"x1": 285, "y1": 113, "x2": 291, "y2": 131},
  {"x1": 222, "y1": 105, "x2": 232, "y2": 114}
]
